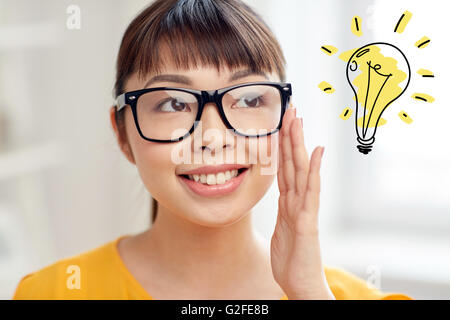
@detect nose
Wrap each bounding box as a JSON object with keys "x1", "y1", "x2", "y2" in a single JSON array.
[
  {"x1": 200, "y1": 101, "x2": 227, "y2": 129},
  {"x1": 199, "y1": 89, "x2": 228, "y2": 133},
  {"x1": 198, "y1": 102, "x2": 230, "y2": 150}
]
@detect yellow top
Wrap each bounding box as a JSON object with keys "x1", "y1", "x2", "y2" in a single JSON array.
[{"x1": 12, "y1": 235, "x2": 412, "y2": 300}]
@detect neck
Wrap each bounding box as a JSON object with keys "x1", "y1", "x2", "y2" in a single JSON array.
[{"x1": 140, "y1": 203, "x2": 270, "y2": 290}]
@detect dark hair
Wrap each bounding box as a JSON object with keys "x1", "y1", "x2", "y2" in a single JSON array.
[{"x1": 113, "y1": 0, "x2": 287, "y2": 224}]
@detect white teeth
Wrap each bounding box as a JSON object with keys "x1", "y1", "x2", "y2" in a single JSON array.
[
  {"x1": 186, "y1": 169, "x2": 242, "y2": 184},
  {"x1": 216, "y1": 172, "x2": 225, "y2": 184},
  {"x1": 206, "y1": 174, "x2": 215, "y2": 185}
]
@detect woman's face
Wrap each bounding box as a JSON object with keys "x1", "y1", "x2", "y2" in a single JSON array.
[{"x1": 115, "y1": 62, "x2": 281, "y2": 227}]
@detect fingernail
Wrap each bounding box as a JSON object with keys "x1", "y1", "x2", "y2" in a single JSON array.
[
  {"x1": 321, "y1": 146, "x2": 325, "y2": 158},
  {"x1": 300, "y1": 117, "x2": 303, "y2": 128}
]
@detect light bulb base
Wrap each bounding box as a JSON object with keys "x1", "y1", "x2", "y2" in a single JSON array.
[
  {"x1": 356, "y1": 137, "x2": 375, "y2": 154},
  {"x1": 357, "y1": 144, "x2": 373, "y2": 154}
]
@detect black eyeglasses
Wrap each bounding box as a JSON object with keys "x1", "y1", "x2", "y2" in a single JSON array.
[{"x1": 116, "y1": 81, "x2": 292, "y2": 143}]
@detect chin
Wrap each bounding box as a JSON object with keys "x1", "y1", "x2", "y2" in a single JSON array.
[{"x1": 183, "y1": 204, "x2": 249, "y2": 228}]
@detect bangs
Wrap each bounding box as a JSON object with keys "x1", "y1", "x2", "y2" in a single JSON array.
[{"x1": 115, "y1": 0, "x2": 286, "y2": 97}]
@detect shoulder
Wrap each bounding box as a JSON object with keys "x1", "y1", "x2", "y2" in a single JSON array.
[
  {"x1": 12, "y1": 237, "x2": 123, "y2": 300},
  {"x1": 324, "y1": 265, "x2": 413, "y2": 300}
]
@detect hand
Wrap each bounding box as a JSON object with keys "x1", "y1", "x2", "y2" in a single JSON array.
[{"x1": 270, "y1": 104, "x2": 335, "y2": 300}]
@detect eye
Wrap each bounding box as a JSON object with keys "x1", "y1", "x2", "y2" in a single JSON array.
[
  {"x1": 234, "y1": 94, "x2": 265, "y2": 108},
  {"x1": 156, "y1": 98, "x2": 191, "y2": 112}
]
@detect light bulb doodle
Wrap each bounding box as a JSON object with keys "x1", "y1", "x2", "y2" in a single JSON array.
[
  {"x1": 319, "y1": 11, "x2": 435, "y2": 155},
  {"x1": 345, "y1": 42, "x2": 411, "y2": 154}
]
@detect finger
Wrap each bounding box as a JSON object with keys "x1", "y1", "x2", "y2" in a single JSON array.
[
  {"x1": 277, "y1": 102, "x2": 295, "y2": 194},
  {"x1": 277, "y1": 107, "x2": 290, "y2": 195},
  {"x1": 276, "y1": 131, "x2": 286, "y2": 195},
  {"x1": 283, "y1": 101, "x2": 295, "y2": 136},
  {"x1": 290, "y1": 117, "x2": 310, "y2": 197},
  {"x1": 280, "y1": 108, "x2": 297, "y2": 192},
  {"x1": 303, "y1": 146, "x2": 324, "y2": 215}
]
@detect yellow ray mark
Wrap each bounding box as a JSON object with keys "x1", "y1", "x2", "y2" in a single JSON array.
[
  {"x1": 318, "y1": 81, "x2": 335, "y2": 94},
  {"x1": 320, "y1": 45, "x2": 338, "y2": 56},
  {"x1": 415, "y1": 36, "x2": 431, "y2": 48},
  {"x1": 357, "y1": 116, "x2": 387, "y2": 128},
  {"x1": 351, "y1": 16, "x2": 363, "y2": 37},
  {"x1": 412, "y1": 93, "x2": 435, "y2": 103},
  {"x1": 340, "y1": 107, "x2": 352, "y2": 120},
  {"x1": 417, "y1": 68, "x2": 434, "y2": 77},
  {"x1": 338, "y1": 48, "x2": 357, "y2": 62},
  {"x1": 394, "y1": 11, "x2": 412, "y2": 33},
  {"x1": 398, "y1": 110, "x2": 413, "y2": 124}
]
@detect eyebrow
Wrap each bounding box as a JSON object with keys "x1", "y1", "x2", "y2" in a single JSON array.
[{"x1": 143, "y1": 69, "x2": 268, "y2": 88}]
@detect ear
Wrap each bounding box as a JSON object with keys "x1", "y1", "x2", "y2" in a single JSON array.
[
  {"x1": 109, "y1": 105, "x2": 120, "y2": 139},
  {"x1": 109, "y1": 106, "x2": 136, "y2": 165}
]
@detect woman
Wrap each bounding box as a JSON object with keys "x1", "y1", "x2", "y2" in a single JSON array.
[{"x1": 13, "y1": 0, "x2": 411, "y2": 300}]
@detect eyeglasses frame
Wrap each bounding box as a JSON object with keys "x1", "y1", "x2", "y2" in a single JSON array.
[{"x1": 115, "y1": 81, "x2": 292, "y2": 143}]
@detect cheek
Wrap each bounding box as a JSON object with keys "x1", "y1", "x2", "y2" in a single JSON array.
[
  {"x1": 248, "y1": 134, "x2": 279, "y2": 176},
  {"x1": 133, "y1": 141, "x2": 175, "y2": 194},
  {"x1": 125, "y1": 112, "x2": 178, "y2": 201},
  {"x1": 244, "y1": 134, "x2": 278, "y2": 207},
  {"x1": 248, "y1": 169, "x2": 275, "y2": 211}
]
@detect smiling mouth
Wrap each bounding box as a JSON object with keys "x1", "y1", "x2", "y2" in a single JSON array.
[{"x1": 178, "y1": 168, "x2": 249, "y2": 185}]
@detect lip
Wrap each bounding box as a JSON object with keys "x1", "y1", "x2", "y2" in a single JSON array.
[
  {"x1": 177, "y1": 167, "x2": 249, "y2": 197},
  {"x1": 177, "y1": 164, "x2": 250, "y2": 175}
]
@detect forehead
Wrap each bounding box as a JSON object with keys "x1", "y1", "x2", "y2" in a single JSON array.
[
  {"x1": 126, "y1": 42, "x2": 280, "y2": 91},
  {"x1": 128, "y1": 65, "x2": 279, "y2": 92},
  {"x1": 156, "y1": 41, "x2": 277, "y2": 74}
]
